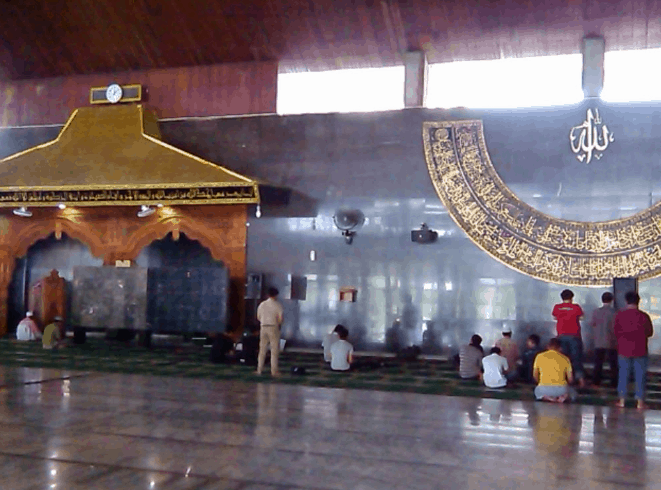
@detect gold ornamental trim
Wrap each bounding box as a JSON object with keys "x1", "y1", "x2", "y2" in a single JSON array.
[
  {"x1": 0, "y1": 104, "x2": 260, "y2": 206},
  {"x1": 423, "y1": 120, "x2": 661, "y2": 286}
]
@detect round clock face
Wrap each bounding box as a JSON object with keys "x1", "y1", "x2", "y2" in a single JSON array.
[{"x1": 106, "y1": 84, "x2": 123, "y2": 103}]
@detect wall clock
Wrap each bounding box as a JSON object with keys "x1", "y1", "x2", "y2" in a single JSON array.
[{"x1": 105, "y1": 84, "x2": 123, "y2": 103}]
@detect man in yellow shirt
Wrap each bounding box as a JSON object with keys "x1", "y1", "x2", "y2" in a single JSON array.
[
  {"x1": 42, "y1": 317, "x2": 65, "y2": 350},
  {"x1": 533, "y1": 337, "x2": 577, "y2": 403}
]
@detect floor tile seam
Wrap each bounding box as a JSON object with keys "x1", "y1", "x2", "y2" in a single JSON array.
[
  {"x1": 71, "y1": 429, "x2": 498, "y2": 471},
  {"x1": 0, "y1": 372, "x2": 97, "y2": 390},
  {"x1": 82, "y1": 426, "x2": 461, "y2": 451},
  {"x1": 0, "y1": 449, "x2": 320, "y2": 489}
]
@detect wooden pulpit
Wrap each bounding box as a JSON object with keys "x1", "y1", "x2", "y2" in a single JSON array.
[{"x1": 28, "y1": 269, "x2": 67, "y2": 334}]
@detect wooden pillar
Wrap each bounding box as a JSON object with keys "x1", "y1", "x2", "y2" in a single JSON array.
[{"x1": 0, "y1": 249, "x2": 16, "y2": 337}]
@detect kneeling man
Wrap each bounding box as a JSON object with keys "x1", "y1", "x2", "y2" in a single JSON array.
[{"x1": 533, "y1": 337, "x2": 577, "y2": 403}]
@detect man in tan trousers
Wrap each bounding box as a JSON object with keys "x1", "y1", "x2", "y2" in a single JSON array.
[{"x1": 256, "y1": 287, "x2": 284, "y2": 376}]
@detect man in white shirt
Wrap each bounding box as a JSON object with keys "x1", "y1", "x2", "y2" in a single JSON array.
[
  {"x1": 16, "y1": 312, "x2": 41, "y2": 341},
  {"x1": 256, "y1": 287, "x2": 284, "y2": 376},
  {"x1": 482, "y1": 347, "x2": 509, "y2": 388},
  {"x1": 322, "y1": 325, "x2": 342, "y2": 362},
  {"x1": 330, "y1": 325, "x2": 353, "y2": 371}
]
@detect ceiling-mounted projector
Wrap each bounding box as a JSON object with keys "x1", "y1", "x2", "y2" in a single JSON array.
[
  {"x1": 411, "y1": 223, "x2": 437, "y2": 244},
  {"x1": 137, "y1": 205, "x2": 155, "y2": 218},
  {"x1": 13, "y1": 207, "x2": 32, "y2": 217}
]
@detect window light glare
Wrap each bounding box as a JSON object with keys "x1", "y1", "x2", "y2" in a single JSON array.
[
  {"x1": 426, "y1": 54, "x2": 584, "y2": 109},
  {"x1": 277, "y1": 66, "x2": 405, "y2": 115},
  {"x1": 601, "y1": 48, "x2": 661, "y2": 103}
]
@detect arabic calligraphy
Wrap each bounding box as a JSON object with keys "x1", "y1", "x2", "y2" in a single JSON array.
[
  {"x1": 569, "y1": 109, "x2": 614, "y2": 164},
  {"x1": 0, "y1": 186, "x2": 258, "y2": 206},
  {"x1": 423, "y1": 120, "x2": 661, "y2": 286}
]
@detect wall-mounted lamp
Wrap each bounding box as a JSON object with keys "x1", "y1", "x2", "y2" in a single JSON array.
[
  {"x1": 255, "y1": 204, "x2": 262, "y2": 218},
  {"x1": 13, "y1": 207, "x2": 32, "y2": 217},
  {"x1": 309, "y1": 250, "x2": 317, "y2": 261},
  {"x1": 57, "y1": 203, "x2": 66, "y2": 209},
  {"x1": 137, "y1": 205, "x2": 155, "y2": 218},
  {"x1": 333, "y1": 209, "x2": 364, "y2": 245}
]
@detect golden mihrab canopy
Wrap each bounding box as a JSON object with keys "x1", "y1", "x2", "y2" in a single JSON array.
[{"x1": 0, "y1": 104, "x2": 259, "y2": 206}]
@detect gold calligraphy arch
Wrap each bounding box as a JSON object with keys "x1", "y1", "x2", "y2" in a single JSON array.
[{"x1": 423, "y1": 120, "x2": 661, "y2": 287}]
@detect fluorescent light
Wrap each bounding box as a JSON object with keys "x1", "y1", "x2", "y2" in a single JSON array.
[{"x1": 427, "y1": 54, "x2": 583, "y2": 109}]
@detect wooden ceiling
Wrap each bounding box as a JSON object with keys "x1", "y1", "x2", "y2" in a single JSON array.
[{"x1": 3, "y1": 0, "x2": 661, "y2": 80}]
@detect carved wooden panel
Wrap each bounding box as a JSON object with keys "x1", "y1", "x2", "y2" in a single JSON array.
[
  {"x1": 0, "y1": 204, "x2": 247, "y2": 336},
  {"x1": 28, "y1": 269, "x2": 67, "y2": 332}
]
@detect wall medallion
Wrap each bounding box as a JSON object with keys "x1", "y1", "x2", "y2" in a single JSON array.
[{"x1": 423, "y1": 120, "x2": 661, "y2": 286}]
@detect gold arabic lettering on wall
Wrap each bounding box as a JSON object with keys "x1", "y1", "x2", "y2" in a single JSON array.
[
  {"x1": 423, "y1": 120, "x2": 661, "y2": 287},
  {"x1": 0, "y1": 186, "x2": 258, "y2": 207}
]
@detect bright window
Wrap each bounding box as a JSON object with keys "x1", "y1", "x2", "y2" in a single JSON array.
[
  {"x1": 277, "y1": 66, "x2": 405, "y2": 115},
  {"x1": 601, "y1": 48, "x2": 661, "y2": 103},
  {"x1": 426, "y1": 54, "x2": 583, "y2": 109}
]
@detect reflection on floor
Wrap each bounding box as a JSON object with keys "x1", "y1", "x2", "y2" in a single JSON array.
[{"x1": 0, "y1": 367, "x2": 659, "y2": 489}]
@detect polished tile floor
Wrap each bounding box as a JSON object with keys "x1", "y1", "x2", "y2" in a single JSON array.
[{"x1": 0, "y1": 366, "x2": 660, "y2": 489}]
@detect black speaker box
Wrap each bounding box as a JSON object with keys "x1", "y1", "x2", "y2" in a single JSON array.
[
  {"x1": 613, "y1": 277, "x2": 638, "y2": 311},
  {"x1": 411, "y1": 229, "x2": 438, "y2": 244}
]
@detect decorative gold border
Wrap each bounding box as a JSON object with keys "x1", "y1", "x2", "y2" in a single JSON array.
[
  {"x1": 0, "y1": 105, "x2": 261, "y2": 206},
  {"x1": 0, "y1": 184, "x2": 259, "y2": 207},
  {"x1": 423, "y1": 120, "x2": 661, "y2": 286},
  {"x1": 89, "y1": 84, "x2": 143, "y2": 104}
]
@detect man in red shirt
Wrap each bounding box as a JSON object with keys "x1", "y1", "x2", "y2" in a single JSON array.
[
  {"x1": 552, "y1": 289, "x2": 585, "y2": 387},
  {"x1": 614, "y1": 291, "x2": 654, "y2": 409}
]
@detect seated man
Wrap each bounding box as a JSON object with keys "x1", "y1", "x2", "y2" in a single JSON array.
[
  {"x1": 482, "y1": 347, "x2": 508, "y2": 388},
  {"x1": 495, "y1": 327, "x2": 519, "y2": 378},
  {"x1": 533, "y1": 337, "x2": 577, "y2": 403},
  {"x1": 323, "y1": 325, "x2": 342, "y2": 362},
  {"x1": 42, "y1": 317, "x2": 65, "y2": 350},
  {"x1": 16, "y1": 312, "x2": 41, "y2": 341},
  {"x1": 210, "y1": 332, "x2": 236, "y2": 364},
  {"x1": 329, "y1": 325, "x2": 353, "y2": 371},
  {"x1": 459, "y1": 335, "x2": 484, "y2": 380},
  {"x1": 518, "y1": 334, "x2": 542, "y2": 383}
]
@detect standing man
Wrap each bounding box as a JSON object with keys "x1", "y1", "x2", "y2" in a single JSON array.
[
  {"x1": 614, "y1": 292, "x2": 654, "y2": 409},
  {"x1": 591, "y1": 292, "x2": 618, "y2": 388},
  {"x1": 256, "y1": 287, "x2": 284, "y2": 377},
  {"x1": 552, "y1": 289, "x2": 586, "y2": 387},
  {"x1": 495, "y1": 327, "x2": 519, "y2": 378}
]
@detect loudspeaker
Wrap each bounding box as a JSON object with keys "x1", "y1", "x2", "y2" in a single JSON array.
[
  {"x1": 411, "y1": 228, "x2": 438, "y2": 244},
  {"x1": 613, "y1": 277, "x2": 638, "y2": 311}
]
